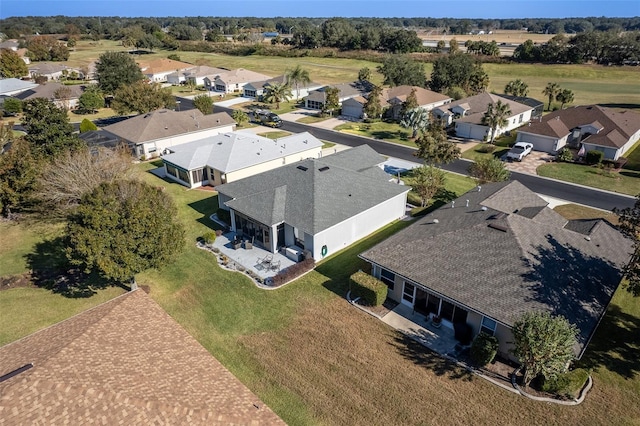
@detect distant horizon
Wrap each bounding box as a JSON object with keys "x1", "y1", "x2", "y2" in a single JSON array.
[{"x1": 1, "y1": 0, "x2": 639, "y2": 20}]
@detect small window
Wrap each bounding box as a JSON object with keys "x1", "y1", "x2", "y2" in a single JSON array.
[
  {"x1": 380, "y1": 268, "x2": 395, "y2": 290},
  {"x1": 480, "y1": 316, "x2": 497, "y2": 335}
]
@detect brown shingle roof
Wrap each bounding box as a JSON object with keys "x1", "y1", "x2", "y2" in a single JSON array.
[
  {"x1": 383, "y1": 86, "x2": 451, "y2": 107},
  {"x1": 0, "y1": 290, "x2": 284, "y2": 425},
  {"x1": 446, "y1": 92, "x2": 532, "y2": 125},
  {"x1": 520, "y1": 105, "x2": 640, "y2": 149},
  {"x1": 103, "y1": 109, "x2": 235, "y2": 144}
]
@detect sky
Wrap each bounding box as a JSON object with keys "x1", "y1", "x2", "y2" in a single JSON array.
[{"x1": 1, "y1": 0, "x2": 639, "y2": 20}]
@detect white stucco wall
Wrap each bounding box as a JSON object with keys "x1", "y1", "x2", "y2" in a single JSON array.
[
  {"x1": 137, "y1": 124, "x2": 235, "y2": 157},
  {"x1": 310, "y1": 192, "x2": 408, "y2": 261},
  {"x1": 224, "y1": 147, "x2": 322, "y2": 183},
  {"x1": 516, "y1": 131, "x2": 567, "y2": 153}
]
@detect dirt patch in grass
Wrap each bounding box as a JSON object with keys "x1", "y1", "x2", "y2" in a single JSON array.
[{"x1": 0, "y1": 273, "x2": 35, "y2": 291}]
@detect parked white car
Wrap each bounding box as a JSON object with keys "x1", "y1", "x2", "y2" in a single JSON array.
[{"x1": 506, "y1": 142, "x2": 533, "y2": 161}]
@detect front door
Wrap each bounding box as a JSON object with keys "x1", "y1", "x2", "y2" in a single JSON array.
[
  {"x1": 401, "y1": 282, "x2": 416, "y2": 307},
  {"x1": 414, "y1": 287, "x2": 429, "y2": 316}
]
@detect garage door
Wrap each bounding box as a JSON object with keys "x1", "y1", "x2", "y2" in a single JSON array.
[
  {"x1": 455, "y1": 123, "x2": 472, "y2": 139},
  {"x1": 342, "y1": 104, "x2": 362, "y2": 119}
]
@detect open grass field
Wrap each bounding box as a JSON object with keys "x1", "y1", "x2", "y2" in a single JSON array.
[
  {"x1": 66, "y1": 40, "x2": 640, "y2": 110},
  {"x1": 2, "y1": 162, "x2": 639, "y2": 424},
  {"x1": 538, "y1": 162, "x2": 640, "y2": 196}
]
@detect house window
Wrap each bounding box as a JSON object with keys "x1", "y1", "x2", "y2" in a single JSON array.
[
  {"x1": 307, "y1": 100, "x2": 323, "y2": 110},
  {"x1": 293, "y1": 227, "x2": 304, "y2": 249},
  {"x1": 519, "y1": 114, "x2": 524, "y2": 123},
  {"x1": 177, "y1": 168, "x2": 189, "y2": 183},
  {"x1": 402, "y1": 282, "x2": 415, "y2": 305},
  {"x1": 380, "y1": 268, "x2": 395, "y2": 290},
  {"x1": 480, "y1": 316, "x2": 497, "y2": 335},
  {"x1": 166, "y1": 164, "x2": 178, "y2": 178}
]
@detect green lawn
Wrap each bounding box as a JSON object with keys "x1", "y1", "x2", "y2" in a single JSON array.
[
  {"x1": 68, "y1": 107, "x2": 119, "y2": 124},
  {"x1": 257, "y1": 131, "x2": 291, "y2": 139},
  {"x1": 335, "y1": 121, "x2": 416, "y2": 147},
  {"x1": 296, "y1": 115, "x2": 330, "y2": 124},
  {"x1": 461, "y1": 135, "x2": 515, "y2": 162},
  {"x1": 2, "y1": 164, "x2": 640, "y2": 424},
  {"x1": 538, "y1": 162, "x2": 640, "y2": 196},
  {"x1": 623, "y1": 139, "x2": 640, "y2": 172}
]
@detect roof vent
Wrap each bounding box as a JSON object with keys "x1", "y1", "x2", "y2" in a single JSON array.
[
  {"x1": 488, "y1": 223, "x2": 508, "y2": 232},
  {"x1": 319, "y1": 166, "x2": 330, "y2": 172},
  {"x1": 481, "y1": 206, "x2": 488, "y2": 211},
  {"x1": 297, "y1": 165, "x2": 308, "y2": 171},
  {"x1": 432, "y1": 219, "x2": 439, "y2": 224},
  {"x1": 477, "y1": 185, "x2": 482, "y2": 192}
]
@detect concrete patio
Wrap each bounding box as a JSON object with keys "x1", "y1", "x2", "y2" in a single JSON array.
[{"x1": 211, "y1": 231, "x2": 297, "y2": 282}]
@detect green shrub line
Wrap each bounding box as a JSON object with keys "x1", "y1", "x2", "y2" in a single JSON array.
[
  {"x1": 349, "y1": 270, "x2": 387, "y2": 306},
  {"x1": 271, "y1": 258, "x2": 315, "y2": 287},
  {"x1": 540, "y1": 368, "x2": 590, "y2": 399},
  {"x1": 470, "y1": 333, "x2": 499, "y2": 367}
]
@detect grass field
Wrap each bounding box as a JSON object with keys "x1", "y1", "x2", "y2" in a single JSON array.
[
  {"x1": 2, "y1": 163, "x2": 639, "y2": 424},
  {"x1": 538, "y1": 162, "x2": 640, "y2": 196}
]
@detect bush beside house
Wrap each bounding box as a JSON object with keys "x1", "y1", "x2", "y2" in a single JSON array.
[
  {"x1": 470, "y1": 332, "x2": 499, "y2": 367},
  {"x1": 271, "y1": 258, "x2": 315, "y2": 287},
  {"x1": 349, "y1": 271, "x2": 387, "y2": 306},
  {"x1": 540, "y1": 368, "x2": 590, "y2": 399}
]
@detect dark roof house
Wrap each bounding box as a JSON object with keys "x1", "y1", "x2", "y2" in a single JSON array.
[{"x1": 360, "y1": 180, "x2": 632, "y2": 360}]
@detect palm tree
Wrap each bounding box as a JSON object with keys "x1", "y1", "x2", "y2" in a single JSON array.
[
  {"x1": 286, "y1": 65, "x2": 311, "y2": 101},
  {"x1": 556, "y1": 89, "x2": 575, "y2": 109},
  {"x1": 400, "y1": 108, "x2": 430, "y2": 139},
  {"x1": 263, "y1": 81, "x2": 292, "y2": 109},
  {"x1": 481, "y1": 100, "x2": 511, "y2": 143},
  {"x1": 504, "y1": 79, "x2": 529, "y2": 97},
  {"x1": 543, "y1": 82, "x2": 561, "y2": 111}
]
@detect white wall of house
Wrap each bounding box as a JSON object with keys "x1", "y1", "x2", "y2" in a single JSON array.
[
  {"x1": 134, "y1": 124, "x2": 235, "y2": 158},
  {"x1": 516, "y1": 131, "x2": 568, "y2": 153},
  {"x1": 455, "y1": 122, "x2": 490, "y2": 140},
  {"x1": 581, "y1": 143, "x2": 621, "y2": 161},
  {"x1": 309, "y1": 192, "x2": 407, "y2": 261},
  {"x1": 224, "y1": 147, "x2": 322, "y2": 183}
]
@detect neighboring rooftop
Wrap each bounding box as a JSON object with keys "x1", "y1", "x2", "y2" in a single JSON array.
[
  {"x1": 212, "y1": 68, "x2": 272, "y2": 85},
  {"x1": 443, "y1": 92, "x2": 533, "y2": 124},
  {"x1": 0, "y1": 290, "x2": 284, "y2": 425},
  {"x1": 0, "y1": 78, "x2": 38, "y2": 96},
  {"x1": 520, "y1": 105, "x2": 640, "y2": 149},
  {"x1": 137, "y1": 58, "x2": 194, "y2": 74},
  {"x1": 162, "y1": 131, "x2": 323, "y2": 172},
  {"x1": 360, "y1": 180, "x2": 632, "y2": 357},
  {"x1": 103, "y1": 109, "x2": 235, "y2": 144},
  {"x1": 218, "y1": 145, "x2": 407, "y2": 235},
  {"x1": 305, "y1": 81, "x2": 374, "y2": 102},
  {"x1": 383, "y1": 85, "x2": 452, "y2": 106},
  {"x1": 15, "y1": 81, "x2": 84, "y2": 101}
]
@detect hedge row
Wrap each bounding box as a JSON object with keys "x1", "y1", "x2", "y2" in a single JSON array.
[
  {"x1": 349, "y1": 271, "x2": 387, "y2": 306},
  {"x1": 271, "y1": 258, "x2": 315, "y2": 287}
]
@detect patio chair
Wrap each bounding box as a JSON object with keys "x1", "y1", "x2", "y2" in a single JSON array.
[
  {"x1": 270, "y1": 260, "x2": 280, "y2": 272},
  {"x1": 244, "y1": 237, "x2": 254, "y2": 250},
  {"x1": 232, "y1": 239, "x2": 242, "y2": 250},
  {"x1": 258, "y1": 254, "x2": 272, "y2": 268}
]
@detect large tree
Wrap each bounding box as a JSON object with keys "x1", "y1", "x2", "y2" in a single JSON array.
[
  {"x1": 193, "y1": 94, "x2": 213, "y2": 115},
  {"x1": 468, "y1": 157, "x2": 510, "y2": 184},
  {"x1": 504, "y1": 79, "x2": 529, "y2": 97},
  {"x1": 36, "y1": 146, "x2": 135, "y2": 218},
  {"x1": 615, "y1": 196, "x2": 640, "y2": 296},
  {"x1": 0, "y1": 138, "x2": 41, "y2": 216},
  {"x1": 430, "y1": 53, "x2": 489, "y2": 94},
  {"x1": 66, "y1": 179, "x2": 185, "y2": 287},
  {"x1": 411, "y1": 165, "x2": 446, "y2": 207},
  {"x1": 400, "y1": 108, "x2": 430, "y2": 139},
  {"x1": 286, "y1": 65, "x2": 311, "y2": 101},
  {"x1": 511, "y1": 311, "x2": 578, "y2": 386},
  {"x1": 415, "y1": 120, "x2": 461, "y2": 165},
  {"x1": 111, "y1": 81, "x2": 176, "y2": 115},
  {"x1": 481, "y1": 100, "x2": 511, "y2": 143},
  {"x1": 377, "y1": 55, "x2": 427, "y2": 88},
  {"x1": 263, "y1": 81, "x2": 292, "y2": 110},
  {"x1": 556, "y1": 88, "x2": 575, "y2": 110},
  {"x1": 22, "y1": 98, "x2": 84, "y2": 157},
  {"x1": 95, "y1": 51, "x2": 144, "y2": 94},
  {"x1": 363, "y1": 85, "x2": 383, "y2": 119},
  {"x1": 78, "y1": 85, "x2": 104, "y2": 113},
  {"x1": 401, "y1": 88, "x2": 419, "y2": 117},
  {"x1": 321, "y1": 86, "x2": 340, "y2": 116},
  {"x1": 543, "y1": 82, "x2": 561, "y2": 111},
  {"x1": 0, "y1": 48, "x2": 28, "y2": 78}
]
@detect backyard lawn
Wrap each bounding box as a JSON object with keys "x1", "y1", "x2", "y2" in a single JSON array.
[
  {"x1": 334, "y1": 121, "x2": 416, "y2": 147},
  {"x1": 537, "y1": 162, "x2": 640, "y2": 196},
  {"x1": 1, "y1": 163, "x2": 640, "y2": 425}
]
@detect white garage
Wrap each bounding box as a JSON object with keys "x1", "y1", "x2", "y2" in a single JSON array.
[{"x1": 455, "y1": 122, "x2": 489, "y2": 141}]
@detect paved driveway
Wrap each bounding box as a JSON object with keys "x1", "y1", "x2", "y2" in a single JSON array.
[
  {"x1": 214, "y1": 96, "x2": 253, "y2": 108},
  {"x1": 503, "y1": 151, "x2": 555, "y2": 175}
]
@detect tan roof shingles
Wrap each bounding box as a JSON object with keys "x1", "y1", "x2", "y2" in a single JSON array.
[{"x1": 0, "y1": 290, "x2": 285, "y2": 425}]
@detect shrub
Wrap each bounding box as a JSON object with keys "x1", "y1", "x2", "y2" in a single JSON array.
[
  {"x1": 216, "y1": 208, "x2": 231, "y2": 224},
  {"x1": 540, "y1": 368, "x2": 590, "y2": 399},
  {"x1": 477, "y1": 144, "x2": 496, "y2": 153},
  {"x1": 271, "y1": 258, "x2": 315, "y2": 287},
  {"x1": 79, "y1": 118, "x2": 97, "y2": 133},
  {"x1": 585, "y1": 150, "x2": 603, "y2": 165},
  {"x1": 349, "y1": 270, "x2": 387, "y2": 306},
  {"x1": 470, "y1": 333, "x2": 499, "y2": 367},
  {"x1": 556, "y1": 147, "x2": 573, "y2": 162},
  {"x1": 202, "y1": 231, "x2": 216, "y2": 245}
]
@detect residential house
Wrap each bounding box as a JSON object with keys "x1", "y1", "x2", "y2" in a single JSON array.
[
  {"x1": 433, "y1": 92, "x2": 533, "y2": 141},
  {"x1": 28, "y1": 62, "x2": 84, "y2": 81},
  {"x1": 162, "y1": 131, "x2": 323, "y2": 189},
  {"x1": 15, "y1": 81, "x2": 84, "y2": 110},
  {"x1": 102, "y1": 109, "x2": 236, "y2": 159},
  {"x1": 137, "y1": 58, "x2": 194, "y2": 83},
  {"x1": 304, "y1": 81, "x2": 374, "y2": 111},
  {"x1": 341, "y1": 85, "x2": 452, "y2": 120},
  {"x1": 242, "y1": 74, "x2": 323, "y2": 100},
  {"x1": 516, "y1": 105, "x2": 640, "y2": 159},
  {"x1": 0, "y1": 42, "x2": 30, "y2": 65},
  {"x1": 0, "y1": 78, "x2": 38, "y2": 98},
  {"x1": 166, "y1": 65, "x2": 227, "y2": 86},
  {"x1": 203, "y1": 68, "x2": 272, "y2": 94},
  {"x1": 360, "y1": 181, "x2": 632, "y2": 361},
  {"x1": 0, "y1": 290, "x2": 284, "y2": 425},
  {"x1": 499, "y1": 94, "x2": 544, "y2": 118},
  {"x1": 217, "y1": 145, "x2": 410, "y2": 261}
]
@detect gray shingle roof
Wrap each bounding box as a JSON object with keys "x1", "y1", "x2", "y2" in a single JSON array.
[
  {"x1": 305, "y1": 81, "x2": 374, "y2": 102},
  {"x1": 445, "y1": 92, "x2": 533, "y2": 125},
  {"x1": 0, "y1": 78, "x2": 38, "y2": 96},
  {"x1": 15, "y1": 81, "x2": 83, "y2": 101},
  {"x1": 218, "y1": 145, "x2": 409, "y2": 235},
  {"x1": 360, "y1": 180, "x2": 632, "y2": 354},
  {"x1": 161, "y1": 131, "x2": 323, "y2": 172},
  {"x1": 103, "y1": 109, "x2": 235, "y2": 144}
]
